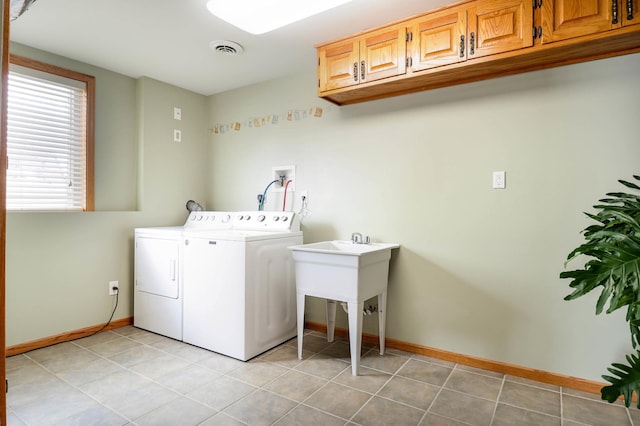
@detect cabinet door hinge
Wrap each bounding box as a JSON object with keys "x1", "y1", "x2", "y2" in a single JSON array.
[
  {"x1": 406, "y1": 32, "x2": 413, "y2": 42},
  {"x1": 406, "y1": 57, "x2": 413, "y2": 67},
  {"x1": 533, "y1": 26, "x2": 542, "y2": 40},
  {"x1": 533, "y1": 0, "x2": 542, "y2": 9},
  {"x1": 613, "y1": 0, "x2": 619, "y2": 24},
  {"x1": 318, "y1": 79, "x2": 320, "y2": 88}
]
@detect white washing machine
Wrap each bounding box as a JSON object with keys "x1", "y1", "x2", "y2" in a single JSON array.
[
  {"x1": 133, "y1": 212, "x2": 234, "y2": 340},
  {"x1": 182, "y1": 211, "x2": 302, "y2": 361}
]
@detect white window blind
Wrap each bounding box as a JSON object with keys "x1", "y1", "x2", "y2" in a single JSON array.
[{"x1": 7, "y1": 66, "x2": 88, "y2": 211}]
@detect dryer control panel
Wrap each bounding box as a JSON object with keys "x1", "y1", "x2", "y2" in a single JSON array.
[{"x1": 184, "y1": 211, "x2": 234, "y2": 230}]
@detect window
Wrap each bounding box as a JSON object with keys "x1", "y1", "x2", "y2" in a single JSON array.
[{"x1": 6, "y1": 55, "x2": 94, "y2": 211}]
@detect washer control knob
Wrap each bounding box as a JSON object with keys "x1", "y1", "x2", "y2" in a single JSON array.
[
  {"x1": 258, "y1": 215, "x2": 266, "y2": 222},
  {"x1": 273, "y1": 216, "x2": 280, "y2": 221},
  {"x1": 245, "y1": 215, "x2": 251, "y2": 220},
  {"x1": 237, "y1": 215, "x2": 244, "y2": 220},
  {"x1": 281, "y1": 216, "x2": 289, "y2": 222},
  {"x1": 222, "y1": 214, "x2": 231, "y2": 223}
]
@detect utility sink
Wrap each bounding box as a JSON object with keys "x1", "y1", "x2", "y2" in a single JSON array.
[
  {"x1": 289, "y1": 240, "x2": 399, "y2": 375},
  {"x1": 290, "y1": 240, "x2": 399, "y2": 256}
]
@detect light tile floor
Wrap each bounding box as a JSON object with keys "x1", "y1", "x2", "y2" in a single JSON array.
[{"x1": 6, "y1": 326, "x2": 639, "y2": 425}]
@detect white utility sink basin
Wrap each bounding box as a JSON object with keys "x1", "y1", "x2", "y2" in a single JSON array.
[
  {"x1": 291, "y1": 240, "x2": 399, "y2": 256},
  {"x1": 289, "y1": 240, "x2": 399, "y2": 375}
]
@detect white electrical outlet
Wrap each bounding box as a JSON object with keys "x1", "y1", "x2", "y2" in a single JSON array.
[
  {"x1": 492, "y1": 171, "x2": 506, "y2": 189},
  {"x1": 173, "y1": 129, "x2": 182, "y2": 142},
  {"x1": 173, "y1": 107, "x2": 182, "y2": 120},
  {"x1": 109, "y1": 280, "x2": 119, "y2": 296}
]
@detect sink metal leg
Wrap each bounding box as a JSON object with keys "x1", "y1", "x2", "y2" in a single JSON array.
[
  {"x1": 347, "y1": 301, "x2": 364, "y2": 376},
  {"x1": 378, "y1": 291, "x2": 387, "y2": 355},
  {"x1": 326, "y1": 299, "x2": 337, "y2": 342},
  {"x1": 297, "y1": 293, "x2": 305, "y2": 360}
]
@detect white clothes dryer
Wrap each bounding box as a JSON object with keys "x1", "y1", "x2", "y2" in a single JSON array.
[
  {"x1": 134, "y1": 226, "x2": 183, "y2": 340},
  {"x1": 133, "y1": 212, "x2": 234, "y2": 340}
]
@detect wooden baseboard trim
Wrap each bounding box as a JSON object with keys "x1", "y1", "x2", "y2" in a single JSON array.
[
  {"x1": 6, "y1": 317, "x2": 133, "y2": 357},
  {"x1": 305, "y1": 320, "x2": 605, "y2": 395}
]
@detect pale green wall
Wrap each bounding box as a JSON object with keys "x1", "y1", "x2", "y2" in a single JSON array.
[
  {"x1": 207, "y1": 53, "x2": 640, "y2": 381},
  {"x1": 5, "y1": 46, "x2": 209, "y2": 346},
  {"x1": 10, "y1": 43, "x2": 138, "y2": 212},
  {"x1": 6, "y1": 40, "x2": 639, "y2": 383}
]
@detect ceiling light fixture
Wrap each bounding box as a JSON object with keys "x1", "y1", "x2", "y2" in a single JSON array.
[{"x1": 206, "y1": 0, "x2": 353, "y2": 35}]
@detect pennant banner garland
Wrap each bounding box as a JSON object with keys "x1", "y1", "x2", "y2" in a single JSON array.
[{"x1": 213, "y1": 106, "x2": 324, "y2": 135}]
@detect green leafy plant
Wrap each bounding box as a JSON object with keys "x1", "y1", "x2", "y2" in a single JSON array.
[{"x1": 560, "y1": 175, "x2": 640, "y2": 407}]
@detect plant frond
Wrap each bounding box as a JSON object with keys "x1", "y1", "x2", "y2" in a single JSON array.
[{"x1": 601, "y1": 351, "x2": 640, "y2": 408}]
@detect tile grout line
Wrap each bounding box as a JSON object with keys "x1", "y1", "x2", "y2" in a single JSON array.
[
  {"x1": 250, "y1": 339, "x2": 357, "y2": 425},
  {"x1": 560, "y1": 386, "x2": 564, "y2": 424},
  {"x1": 20, "y1": 345, "x2": 138, "y2": 425},
  {"x1": 488, "y1": 375, "x2": 506, "y2": 425},
  {"x1": 345, "y1": 350, "x2": 412, "y2": 424},
  {"x1": 416, "y1": 360, "x2": 456, "y2": 425},
  {"x1": 66, "y1": 331, "x2": 239, "y2": 423}
]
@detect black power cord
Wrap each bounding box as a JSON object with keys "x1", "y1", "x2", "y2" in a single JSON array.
[{"x1": 85, "y1": 287, "x2": 120, "y2": 338}]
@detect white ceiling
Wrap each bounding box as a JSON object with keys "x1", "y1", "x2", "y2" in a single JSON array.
[{"x1": 9, "y1": 0, "x2": 451, "y2": 96}]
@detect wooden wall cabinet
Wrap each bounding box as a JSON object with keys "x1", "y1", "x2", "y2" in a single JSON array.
[
  {"x1": 409, "y1": 0, "x2": 532, "y2": 73},
  {"x1": 317, "y1": 0, "x2": 640, "y2": 105},
  {"x1": 318, "y1": 25, "x2": 406, "y2": 92},
  {"x1": 541, "y1": 0, "x2": 639, "y2": 43}
]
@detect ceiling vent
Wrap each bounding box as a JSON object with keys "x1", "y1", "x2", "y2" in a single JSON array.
[{"x1": 209, "y1": 40, "x2": 244, "y2": 56}]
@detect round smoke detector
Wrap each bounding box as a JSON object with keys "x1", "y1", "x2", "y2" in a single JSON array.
[{"x1": 209, "y1": 40, "x2": 244, "y2": 56}]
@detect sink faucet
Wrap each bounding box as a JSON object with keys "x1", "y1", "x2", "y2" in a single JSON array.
[{"x1": 351, "y1": 232, "x2": 363, "y2": 244}]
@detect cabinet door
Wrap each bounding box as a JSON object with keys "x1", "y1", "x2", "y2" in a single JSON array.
[
  {"x1": 359, "y1": 25, "x2": 407, "y2": 83},
  {"x1": 318, "y1": 39, "x2": 360, "y2": 92},
  {"x1": 468, "y1": 0, "x2": 533, "y2": 58},
  {"x1": 541, "y1": 0, "x2": 615, "y2": 43},
  {"x1": 409, "y1": 5, "x2": 467, "y2": 72},
  {"x1": 623, "y1": 0, "x2": 640, "y2": 26}
]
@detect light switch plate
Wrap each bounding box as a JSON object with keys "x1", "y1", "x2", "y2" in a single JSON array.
[{"x1": 493, "y1": 171, "x2": 506, "y2": 189}]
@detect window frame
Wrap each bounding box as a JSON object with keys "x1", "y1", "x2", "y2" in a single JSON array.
[{"x1": 7, "y1": 54, "x2": 95, "y2": 211}]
